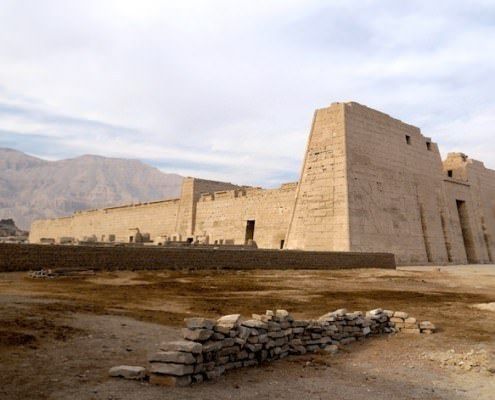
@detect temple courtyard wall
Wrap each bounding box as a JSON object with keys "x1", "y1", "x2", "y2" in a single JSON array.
[{"x1": 28, "y1": 101, "x2": 495, "y2": 265}]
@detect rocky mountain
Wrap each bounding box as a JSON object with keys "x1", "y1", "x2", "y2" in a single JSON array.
[
  {"x1": 0, "y1": 148, "x2": 183, "y2": 230},
  {"x1": 0, "y1": 219, "x2": 28, "y2": 237}
]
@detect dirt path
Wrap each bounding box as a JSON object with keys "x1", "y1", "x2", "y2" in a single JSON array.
[{"x1": 0, "y1": 266, "x2": 494, "y2": 399}]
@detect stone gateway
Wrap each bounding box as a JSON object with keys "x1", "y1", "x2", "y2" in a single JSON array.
[{"x1": 29, "y1": 102, "x2": 495, "y2": 265}]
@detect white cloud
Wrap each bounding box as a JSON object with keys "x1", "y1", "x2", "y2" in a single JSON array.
[{"x1": 0, "y1": 0, "x2": 494, "y2": 187}]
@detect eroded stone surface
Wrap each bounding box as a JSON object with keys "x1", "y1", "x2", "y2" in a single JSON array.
[{"x1": 108, "y1": 365, "x2": 146, "y2": 380}]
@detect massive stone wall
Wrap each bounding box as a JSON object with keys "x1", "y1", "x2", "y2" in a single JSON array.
[
  {"x1": 174, "y1": 178, "x2": 242, "y2": 240},
  {"x1": 344, "y1": 103, "x2": 451, "y2": 264},
  {"x1": 285, "y1": 104, "x2": 350, "y2": 251},
  {"x1": 27, "y1": 101, "x2": 495, "y2": 265},
  {"x1": 442, "y1": 153, "x2": 495, "y2": 263},
  {"x1": 195, "y1": 183, "x2": 297, "y2": 249},
  {"x1": 29, "y1": 198, "x2": 180, "y2": 244},
  {"x1": 0, "y1": 244, "x2": 395, "y2": 272}
]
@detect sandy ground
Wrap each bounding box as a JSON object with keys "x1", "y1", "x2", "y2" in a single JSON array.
[{"x1": 0, "y1": 265, "x2": 494, "y2": 400}]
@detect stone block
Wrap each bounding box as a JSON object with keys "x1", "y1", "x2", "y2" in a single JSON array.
[
  {"x1": 212, "y1": 332, "x2": 225, "y2": 340},
  {"x1": 150, "y1": 363, "x2": 194, "y2": 376},
  {"x1": 247, "y1": 336, "x2": 259, "y2": 344},
  {"x1": 219, "y1": 338, "x2": 233, "y2": 349},
  {"x1": 184, "y1": 317, "x2": 216, "y2": 330},
  {"x1": 268, "y1": 330, "x2": 285, "y2": 339},
  {"x1": 205, "y1": 366, "x2": 225, "y2": 380},
  {"x1": 275, "y1": 309, "x2": 290, "y2": 319},
  {"x1": 202, "y1": 340, "x2": 223, "y2": 353},
  {"x1": 218, "y1": 345, "x2": 240, "y2": 356},
  {"x1": 238, "y1": 326, "x2": 251, "y2": 340},
  {"x1": 258, "y1": 334, "x2": 269, "y2": 343},
  {"x1": 182, "y1": 328, "x2": 213, "y2": 341},
  {"x1": 214, "y1": 325, "x2": 232, "y2": 335},
  {"x1": 242, "y1": 319, "x2": 268, "y2": 329},
  {"x1": 160, "y1": 340, "x2": 202, "y2": 354},
  {"x1": 108, "y1": 365, "x2": 146, "y2": 380},
  {"x1": 217, "y1": 314, "x2": 241, "y2": 329},
  {"x1": 419, "y1": 321, "x2": 436, "y2": 330},
  {"x1": 253, "y1": 313, "x2": 272, "y2": 322},
  {"x1": 243, "y1": 343, "x2": 258, "y2": 352},
  {"x1": 401, "y1": 328, "x2": 420, "y2": 334},
  {"x1": 149, "y1": 351, "x2": 196, "y2": 364},
  {"x1": 193, "y1": 363, "x2": 205, "y2": 374}
]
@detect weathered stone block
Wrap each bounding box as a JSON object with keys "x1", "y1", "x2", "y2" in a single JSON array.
[
  {"x1": 160, "y1": 340, "x2": 202, "y2": 354},
  {"x1": 419, "y1": 321, "x2": 436, "y2": 330},
  {"x1": 149, "y1": 351, "x2": 196, "y2": 364},
  {"x1": 214, "y1": 325, "x2": 232, "y2": 335},
  {"x1": 108, "y1": 365, "x2": 146, "y2": 380},
  {"x1": 184, "y1": 317, "x2": 216, "y2": 330},
  {"x1": 242, "y1": 319, "x2": 268, "y2": 329},
  {"x1": 150, "y1": 362, "x2": 194, "y2": 376},
  {"x1": 217, "y1": 314, "x2": 241, "y2": 328},
  {"x1": 401, "y1": 328, "x2": 421, "y2": 334},
  {"x1": 205, "y1": 366, "x2": 225, "y2": 380},
  {"x1": 202, "y1": 340, "x2": 223, "y2": 353},
  {"x1": 182, "y1": 328, "x2": 213, "y2": 341}
]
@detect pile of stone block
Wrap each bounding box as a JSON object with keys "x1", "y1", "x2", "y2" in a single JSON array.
[
  {"x1": 28, "y1": 268, "x2": 55, "y2": 279},
  {"x1": 146, "y1": 308, "x2": 435, "y2": 387},
  {"x1": 389, "y1": 311, "x2": 437, "y2": 334}
]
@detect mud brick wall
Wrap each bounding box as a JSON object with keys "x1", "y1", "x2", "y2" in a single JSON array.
[
  {"x1": 0, "y1": 244, "x2": 395, "y2": 272},
  {"x1": 148, "y1": 308, "x2": 436, "y2": 387}
]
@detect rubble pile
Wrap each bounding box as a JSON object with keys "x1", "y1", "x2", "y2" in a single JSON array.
[
  {"x1": 145, "y1": 308, "x2": 435, "y2": 387},
  {"x1": 389, "y1": 311, "x2": 436, "y2": 334},
  {"x1": 27, "y1": 268, "x2": 95, "y2": 279},
  {"x1": 28, "y1": 268, "x2": 55, "y2": 279}
]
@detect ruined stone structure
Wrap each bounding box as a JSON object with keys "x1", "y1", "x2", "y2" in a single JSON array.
[
  {"x1": 141, "y1": 308, "x2": 434, "y2": 387},
  {"x1": 29, "y1": 102, "x2": 495, "y2": 265}
]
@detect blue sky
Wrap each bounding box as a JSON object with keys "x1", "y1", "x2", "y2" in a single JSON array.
[{"x1": 1, "y1": 0, "x2": 494, "y2": 186}]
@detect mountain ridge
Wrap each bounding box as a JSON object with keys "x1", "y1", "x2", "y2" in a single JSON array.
[{"x1": 0, "y1": 148, "x2": 184, "y2": 230}]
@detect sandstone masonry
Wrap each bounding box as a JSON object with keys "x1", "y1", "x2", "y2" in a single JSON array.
[
  {"x1": 140, "y1": 308, "x2": 435, "y2": 387},
  {"x1": 29, "y1": 102, "x2": 495, "y2": 265}
]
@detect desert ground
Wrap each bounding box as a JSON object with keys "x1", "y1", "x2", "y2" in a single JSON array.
[{"x1": 0, "y1": 265, "x2": 494, "y2": 400}]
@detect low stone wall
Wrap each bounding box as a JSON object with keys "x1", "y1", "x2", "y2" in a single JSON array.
[
  {"x1": 147, "y1": 308, "x2": 436, "y2": 386},
  {"x1": 0, "y1": 244, "x2": 396, "y2": 272}
]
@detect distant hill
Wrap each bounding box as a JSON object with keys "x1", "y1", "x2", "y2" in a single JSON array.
[
  {"x1": 0, "y1": 219, "x2": 28, "y2": 237},
  {"x1": 0, "y1": 148, "x2": 183, "y2": 230}
]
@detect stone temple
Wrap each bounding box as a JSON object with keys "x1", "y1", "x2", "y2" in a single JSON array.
[{"x1": 29, "y1": 102, "x2": 495, "y2": 265}]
